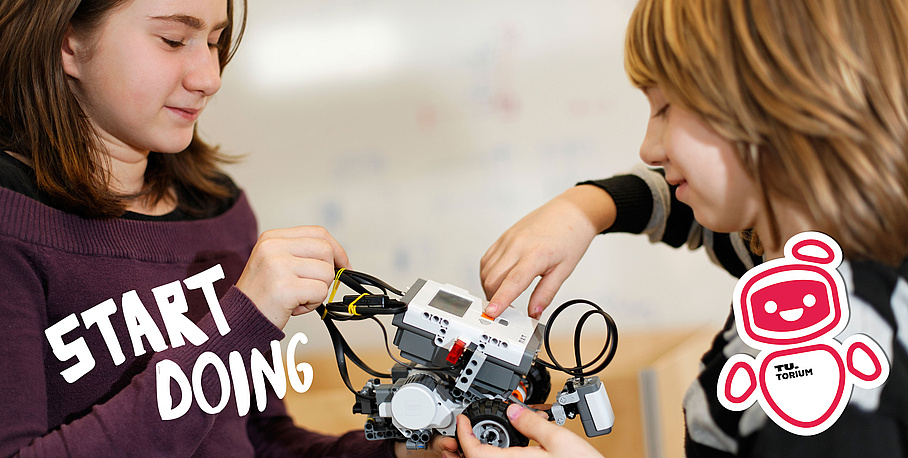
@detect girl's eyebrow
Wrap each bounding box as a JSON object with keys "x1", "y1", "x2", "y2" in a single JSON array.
[{"x1": 149, "y1": 14, "x2": 230, "y2": 31}]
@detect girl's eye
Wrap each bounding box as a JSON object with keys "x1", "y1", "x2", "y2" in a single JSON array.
[
  {"x1": 652, "y1": 103, "x2": 670, "y2": 118},
  {"x1": 161, "y1": 37, "x2": 185, "y2": 48},
  {"x1": 208, "y1": 41, "x2": 223, "y2": 50}
]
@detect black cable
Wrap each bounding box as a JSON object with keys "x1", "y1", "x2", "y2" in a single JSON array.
[
  {"x1": 320, "y1": 308, "x2": 392, "y2": 375},
  {"x1": 338, "y1": 276, "x2": 370, "y2": 295},
  {"x1": 322, "y1": 306, "x2": 454, "y2": 400},
  {"x1": 317, "y1": 269, "x2": 409, "y2": 400},
  {"x1": 338, "y1": 269, "x2": 404, "y2": 296},
  {"x1": 536, "y1": 299, "x2": 618, "y2": 378},
  {"x1": 370, "y1": 315, "x2": 453, "y2": 372},
  {"x1": 323, "y1": 296, "x2": 407, "y2": 316},
  {"x1": 318, "y1": 305, "x2": 375, "y2": 400}
]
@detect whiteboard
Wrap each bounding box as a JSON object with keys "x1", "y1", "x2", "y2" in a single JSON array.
[{"x1": 202, "y1": 0, "x2": 738, "y2": 351}]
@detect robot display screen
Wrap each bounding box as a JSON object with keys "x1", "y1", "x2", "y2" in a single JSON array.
[{"x1": 428, "y1": 289, "x2": 473, "y2": 317}]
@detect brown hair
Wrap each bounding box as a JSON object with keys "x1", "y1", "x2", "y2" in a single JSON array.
[
  {"x1": 0, "y1": 0, "x2": 247, "y2": 218},
  {"x1": 625, "y1": 0, "x2": 908, "y2": 265}
]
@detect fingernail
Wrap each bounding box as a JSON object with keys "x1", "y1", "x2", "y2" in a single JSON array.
[
  {"x1": 485, "y1": 303, "x2": 499, "y2": 315},
  {"x1": 533, "y1": 306, "x2": 542, "y2": 317},
  {"x1": 507, "y1": 403, "x2": 524, "y2": 420}
]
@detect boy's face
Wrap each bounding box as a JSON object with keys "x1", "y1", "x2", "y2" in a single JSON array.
[
  {"x1": 62, "y1": 0, "x2": 228, "y2": 160},
  {"x1": 639, "y1": 86, "x2": 761, "y2": 233}
]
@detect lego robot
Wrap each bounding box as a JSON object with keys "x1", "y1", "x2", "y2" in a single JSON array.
[{"x1": 319, "y1": 271, "x2": 617, "y2": 450}]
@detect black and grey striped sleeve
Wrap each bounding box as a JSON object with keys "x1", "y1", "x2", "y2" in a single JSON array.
[{"x1": 579, "y1": 165, "x2": 762, "y2": 279}]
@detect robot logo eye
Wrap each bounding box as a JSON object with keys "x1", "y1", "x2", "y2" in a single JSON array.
[
  {"x1": 764, "y1": 301, "x2": 778, "y2": 314},
  {"x1": 803, "y1": 294, "x2": 816, "y2": 307}
]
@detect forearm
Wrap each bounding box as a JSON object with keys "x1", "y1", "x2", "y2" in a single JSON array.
[{"x1": 555, "y1": 184, "x2": 617, "y2": 234}]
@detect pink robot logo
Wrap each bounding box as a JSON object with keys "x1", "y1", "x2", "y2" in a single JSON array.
[{"x1": 718, "y1": 232, "x2": 890, "y2": 435}]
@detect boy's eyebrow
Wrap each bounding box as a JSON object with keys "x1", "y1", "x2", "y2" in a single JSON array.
[{"x1": 149, "y1": 14, "x2": 230, "y2": 31}]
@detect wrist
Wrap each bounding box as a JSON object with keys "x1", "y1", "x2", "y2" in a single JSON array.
[{"x1": 560, "y1": 185, "x2": 617, "y2": 233}]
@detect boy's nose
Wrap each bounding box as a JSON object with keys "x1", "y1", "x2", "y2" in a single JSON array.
[{"x1": 639, "y1": 123, "x2": 666, "y2": 167}]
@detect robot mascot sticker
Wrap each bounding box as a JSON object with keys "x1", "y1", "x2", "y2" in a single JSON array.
[{"x1": 717, "y1": 231, "x2": 890, "y2": 436}]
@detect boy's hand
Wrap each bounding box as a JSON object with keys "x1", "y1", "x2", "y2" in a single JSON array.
[
  {"x1": 481, "y1": 185, "x2": 615, "y2": 319},
  {"x1": 456, "y1": 404, "x2": 602, "y2": 458}
]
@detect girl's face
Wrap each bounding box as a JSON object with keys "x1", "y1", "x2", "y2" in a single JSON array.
[
  {"x1": 639, "y1": 86, "x2": 762, "y2": 233},
  {"x1": 63, "y1": 0, "x2": 227, "y2": 159}
]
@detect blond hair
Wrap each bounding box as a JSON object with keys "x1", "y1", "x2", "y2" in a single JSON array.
[{"x1": 625, "y1": 0, "x2": 908, "y2": 265}]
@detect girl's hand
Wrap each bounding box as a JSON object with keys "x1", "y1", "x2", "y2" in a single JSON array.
[
  {"x1": 236, "y1": 226, "x2": 349, "y2": 330},
  {"x1": 480, "y1": 185, "x2": 615, "y2": 319},
  {"x1": 455, "y1": 404, "x2": 602, "y2": 458}
]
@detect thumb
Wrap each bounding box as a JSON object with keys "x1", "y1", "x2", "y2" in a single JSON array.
[{"x1": 505, "y1": 404, "x2": 560, "y2": 446}]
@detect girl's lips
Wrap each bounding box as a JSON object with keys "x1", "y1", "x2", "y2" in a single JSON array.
[{"x1": 166, "y1": 106, "x2": 201, "y2": 121}]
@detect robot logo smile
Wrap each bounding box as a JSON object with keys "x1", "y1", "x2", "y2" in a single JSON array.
[{"x1": 780, "y1": 308, "x2": 804, "y2": 322}]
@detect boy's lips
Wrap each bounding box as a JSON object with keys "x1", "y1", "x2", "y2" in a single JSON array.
[
  {"x1": 671, "y1": 178, "x2": 689, "y2": 201},
  {"x1": 663, "y1": 168, "x2": 684, "y2": 185},
  {"x1": 666, "y1": 176, "x2": 686, "y2": 187}
]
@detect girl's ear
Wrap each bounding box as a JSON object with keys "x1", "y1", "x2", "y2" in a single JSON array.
[{"x1": 61, "y1": 26, "x2": 83, "y2": 79}]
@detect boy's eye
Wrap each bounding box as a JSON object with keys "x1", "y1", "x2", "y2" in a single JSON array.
[
  {"x1": 652, "y1": 103, "x2": 670, "y2": 118},
  {"x1": 161, "y1": 37, "x2": 185, "y2": 48}
]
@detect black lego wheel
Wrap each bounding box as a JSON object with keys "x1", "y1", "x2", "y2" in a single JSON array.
[
  {"x1": 523, "y1": 361, "x2": 551, "y2": 405},
  {"x1": 463, "y1": 400, "x2": 528, "y2": 448}
]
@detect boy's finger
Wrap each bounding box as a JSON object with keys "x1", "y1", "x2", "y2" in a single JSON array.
[
  {"x1": 486, "y1": 265, "x2": 537, "y2": 318},
  {"x1": 455, "y1": 414, "x2": 483, "y2": 452},
  {"x1": 505, "y1": 404, "x2": 561, "y2": 446}
]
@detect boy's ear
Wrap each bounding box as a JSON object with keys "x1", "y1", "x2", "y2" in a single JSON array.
[{"x1": 61, "y1": 26, "x2": 83, "y2": 79}]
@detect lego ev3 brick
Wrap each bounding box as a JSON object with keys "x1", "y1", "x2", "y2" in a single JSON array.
[
  {"x1": 400, "y1": 278, "x2": 428, "y2": 304},
  {"x1": 394, "y1": 327, "x2": 451, "y2": 367},
  {"x1": 400, "y1": 278, "x2": 540, "y2": 367},
  {"x1": 473, "y1": 358, "x2": 523, "y2": 394}
]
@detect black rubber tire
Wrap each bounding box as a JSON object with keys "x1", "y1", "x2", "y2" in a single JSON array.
[
  {"x1": 463, "y1": 400, "x2": 528, "y2": 448},
  {"x1": 524, "y1": 361, "x2": 552, "y2": 405}
]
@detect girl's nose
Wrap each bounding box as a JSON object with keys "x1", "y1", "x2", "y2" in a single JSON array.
[{"x1": 184, "y1": 47, "x2": 222, "y2": 96}]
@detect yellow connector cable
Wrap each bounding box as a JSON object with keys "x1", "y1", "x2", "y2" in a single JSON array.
[
  {"x1": 328, "y1": 268, "x2": 346, "y2": 304},
  {"x1": 347, "y1": 293, "x2": 368, "y2": 316}
]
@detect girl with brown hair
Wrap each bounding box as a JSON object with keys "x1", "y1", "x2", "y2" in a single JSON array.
[{"x1": 0, "y1": 0, "x2": 455, "y2": 456}]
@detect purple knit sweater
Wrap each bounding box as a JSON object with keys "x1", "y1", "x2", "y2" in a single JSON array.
[{"x1": 0, "y1": 186, "x2": 394, "y2": 457}]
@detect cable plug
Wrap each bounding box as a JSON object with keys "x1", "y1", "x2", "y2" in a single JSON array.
[{"x1": 339, "y1": 294, "x2": 407, "y2": 314}]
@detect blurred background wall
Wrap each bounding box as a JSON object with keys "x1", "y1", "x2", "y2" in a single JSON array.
[{"x1": 201, "y1": 0, "x2": 739, "y2": 351}]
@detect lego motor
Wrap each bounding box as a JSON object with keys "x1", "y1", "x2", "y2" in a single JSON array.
[{"x1": 318, "y1": 269, "x2": 617, "y2": 450}]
